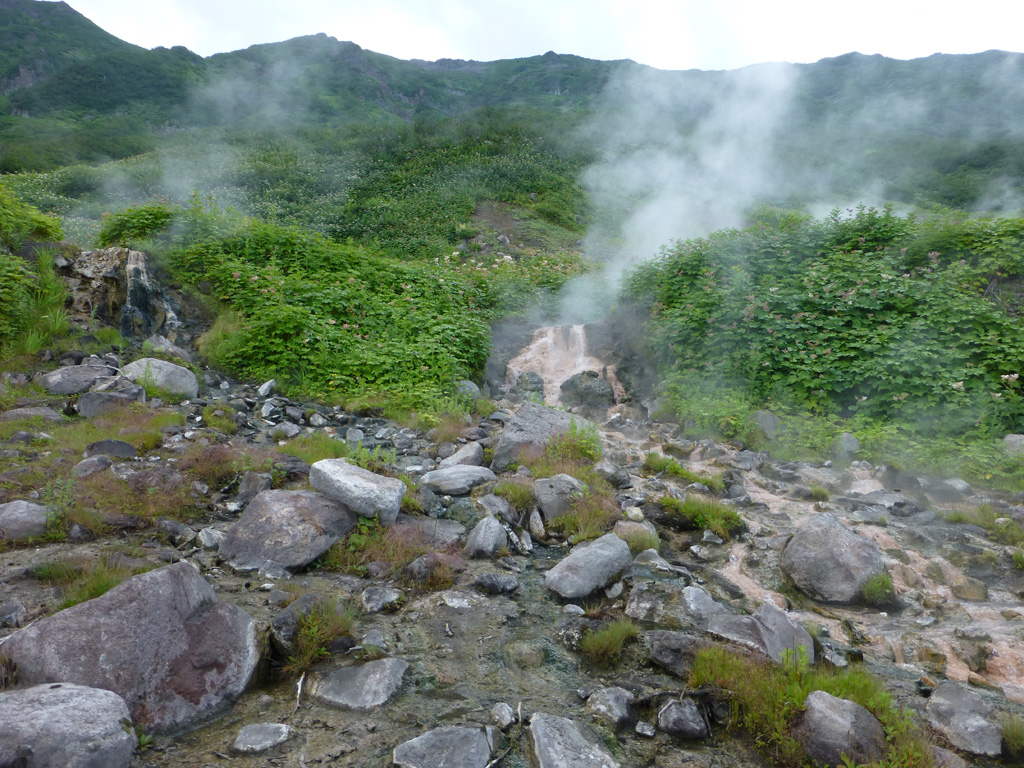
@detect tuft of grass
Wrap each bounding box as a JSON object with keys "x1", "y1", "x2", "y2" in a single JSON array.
[
  {"x1": 284, "y1": 600, "x2": 358, "y2": 675},
  {"x1": 861, "y1": 572, "x2": 896, "y2": 607},
  {"x1": 580, "y1": 618, "x2": 640, "y2": 665},
  {"x1": 944, "y1": 502, "x2": 1024, "y2": 547},
  {"x1": 620, "y1": 528, "x2": 661, "y2": 555},
  {"x1": 277, "y1": 432, "x2": 348, "y2": 464},
  {"x1": 809, "y1": 484, "x2": 830, "y2": 501},
  {"x1": 494, "y1": 479, "x2": 535, "y2": 515},
  {"x1": 431, "y1": 414, "x2": 468, "y2": 444},
  {"x1": 179, "y1": 443, "x2": 272, "y2": 490},
  {"x1": 642, "y1": 452, "x2": 724, "y2": 494},
  {"x1": 659, "y1": 495, "x2": 746, "y2": 540},
  {"x1": 473, "y1": 398, "x2": 496, "y2": 417},
  {"x1": 689, "y1": 644, "x2": 933, "y2": 768},
  {"x1": 319, "y1": 519, "x2": 431, "y2": 577},
  {"x1": 546, "y1": 491, "x2": 620, "y2": 542},
  {"x1": 33, "y1": 553, "x2": 152, "y2": 611},
  {"x1": 201, "y1": 404, "x2": 238, "y2": 435},
  {"x1": 1013, "y1": 550, "x2": 1024, "y2": 570},
  {"x1": 1002, "y1": 713, "x2": 1024, "y2": 757}
]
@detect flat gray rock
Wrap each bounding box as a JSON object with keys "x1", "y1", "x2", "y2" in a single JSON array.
[
  {"x1": 585, "y1": 686, "x2": 635, "y2": 730},
  {"x1": 545, "y1": 533, "x2": 632, "y2": 599},
  {"x1": 490, "y1": 403, "x2": 599, "y2": 473},
  {"x1": 219, "y1": 490, "x2": 357, "y2": 572},
  {"x1": 0, "y1": 500, "x2": 51, "y2": 541},
  {"x1": 465, "y1": 516, "x2": 508, "y2": 558},
  {"x1": 0, "y1": 406, "x2": 63, "y2": 423},
  {"x1": 438, "y1": 441, "x2": 485, "y2": 468},
  {"x1": 657, "y1": 698, "x2": 708, "y2": 738},
  {"x1": 76, "y1": 387, "x2": 146, "y2": 417},
  {"x1": 926, "y1": 682, "x2": 1002, "y2": 756},
  {"x1": 528, "y1": 712, "x2": 620, "y2": 768},
  {"x1": 419, "y1": 465, "x2": 496, "y2": 496},
  {"x1": 393, "y1": 514, "x2": 465, "y2": 548},
  {"x1": 393, "y1": 725, "x2": 493, "y2": 768},
  {"x1": 309, "y1": 657, "x2": 408, "y2": 710},
  {"x1": 1, "y1": 562, "x2": 259, "y2": 734},
  {"x1": 122, "y1": 357, "x2": 199, "y2": 399},
  {"x1": 536, "y1": 473, "x2": 585, "y2": 520},
  {"x1": 362, "y1": 586, "x2": 403, "y2": 613},
  {"x1": 625, "y1": 582, "x2": 726, "y2": 629},
  {"x1": 780, "y1": 513, "x2": 885, "y2": 604},
  {"x1": 231, "y1": 723, "x2": 296, "y2": 755},
  {"x1": 310, "y1": 459, "x2": 405, "y2": 525},
  {"x1": 706, "y1": 603, "x2": 815, "y2": 665},
  {"x1": 792, "y1": 690, "x2": 885, "y2": 767},
  {"x1": 41, "y1": 364, "x2": 116, "y2": 395},
  {"x1": 84, "y1": 438, "x2": 136, "y2": 458},
  {"x1": 0, "y1": 683, "x2": 136, "y2": 768},
  {"x1": 72, "y1": 454, "x2": 112, "y2": 478}
]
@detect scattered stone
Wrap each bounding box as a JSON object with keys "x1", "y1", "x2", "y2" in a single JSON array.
[
  {"x1": 536, "y1": 473, "x2": 585, "y2": 520},
  {"x1": 72, "y1": 454, "x2": 112, "y2": 478},
  {"x1": 544, "y1": 533, "x2": 632, "y2": 599},
  {"x1": 362, "y1": 586, "x2": 403, "y2": 613},
  {"x1": 645, "y1": 631, "x2": 707, "y2": 678},
  {"x1": 585, "y1": 686, "x2": 635, "y2": 730},
  {"x1": 310, "y1": 459, "x2": 406, "y2": 525},
  {"x1": 792, "y1": 690, "x2": 886, "y2": 767},
  {"x1": 122, "y1": 357, "x2": 199, "y2": 399},
  {"x1": 1, "y1": 562, "x2": 259, "y2": 733},
  {"x1": 0, "y1": 683, "x2": 136, "y2": 768},
  {"x1": 657, "y1": 698, "x2": 708, "y2": 738},
  {"x1": 219, "y1": 490, "x2": 358, "y2": 572},
  {"x1": 231, "y1": 723, "x2": 296, "y2": 755},
  {"x1": 1001, "y1": 433, "x2": 1024, "y2": 456},
  {"x1": 419, "y1": 465, "x2": 497, "y2": 496},
  {"x1": 0, "y1": 499, "x2": 51, "y2": 540},
  {"x1": 478, "y1": 493, "x2": 517, "y2": 525},
  {"x1": 257, "y1": 379, "x2": 276, "y2": 397},
  {"x1": 309, "y1": 657, "x2": 409, "y2": 710},
  {"x1": 84, "y1": 439, "x2": 137, "y2": 459},
  {"x1": 393, "y1": 725, "x2": 493, "y2": 768},
  {"x1": 145, "y1": 334, "x2": 194, "y2": 363},
  {"x1": 473, "y1": 572, "x2": 520, "y2": 594},
  {"x1": 527, "y1": 712, "x2": 619, "y2": 768},
  {"x1": 951, "y1": 576, "x2": 988, "y2": 602},
  {"x1": 780, "y1": 512, "x2": 886, "y2": 604},
  {"x1": 0, "y1": 599, "x2": 27, "y2": 628},
  {"x1": 491, "y1": 702, "x2": 517, "y2": 730},
  {"x1": 439, "y1": 441, "x2": 485, "y2": 468},
  {"x1": 197, "y1": 527, "x2": 224, "y2": 549},
  {"x1": 626, "y1": 582, "x2": 725, "y2": 629},
  {"x1": 465, "y1": 516, "x2": 508, "y2": 558},
  {"x1": 635, "y1": 721, "x2": 656, "y2": 738},
  {"x1": 234, "y1": 470, "x2": 273, "y2": 507},
  {"x1": 925, "y1": 682, "x2": 1002, "y2": 756}
]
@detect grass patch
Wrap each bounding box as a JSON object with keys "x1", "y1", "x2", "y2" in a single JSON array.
[
  {"x1": 580, "y1": 618, "x2": 640, "y2": 665},
  {"x1": 861, "y1": 572, "x2": 896, "y2": 607},
  {"x1": 546, "y1": 490, "x2": 620, "y2": 542},
  {"x1": 689, "y1": 645, "x2": 933, "y2": 767},
  {"x1": 642, "y1": 452, "x2": 724, "y2": 494},
  {"x1": 319, "y1": 519, "x2": 431, "y2": 577},
  {"x1": 659, "y1": 495, "x2": 746, "y2": 540},
  {"x1": 277, "y1": 432, "x2": 349, "y2": 464},
  {"x1": 430, "y1": 413, "x2": 469, "y2": 443},
  {"x1": 283, "y1": 600, "x2": 358, "y2": 675},
  {"x1": 1002, "y1": 713, "x2": 1024, "y2": 757},
  {"x1": 944, "y1": 502, "x2": 1024, "y2": 547},
  {"x1": 809, "y1": 484, "x2": 830, "y2": 502},
  {"x1": 201, "y1": 404, "x2": 238, "y2": 435},
  {"x1": 75, "y1": 468, "x2": 200, "y2": 524},
  {"x1": 494, "y1": 479, "x2": 535, "y2": 515},
  {"x1": 33, "y1": 553, "x2": 152, "y2": 610},
  {"x1": 620, "y1": 528, "x2": 661, "y2": 555}
]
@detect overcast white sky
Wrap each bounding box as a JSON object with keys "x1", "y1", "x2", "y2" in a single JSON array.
[{"x1": 61, "y1": 0, "x2": 1024, "y2": 71}]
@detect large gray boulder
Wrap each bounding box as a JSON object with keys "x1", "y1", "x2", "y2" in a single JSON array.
[
  {"x1": 0, "y1": 500, "x2": 51, "y2": 541},
  {"x1": 76, "y1": 385, "x2": 146, "y2": 417},
  {"x1": 419, "y1": 465, "x2": 496, "y2": 496},
  {"x1": 657, "y1": 698, "x2": 708, "y2": 738},
  {"x1": 626, "y1": 583, "x2": 727, "y2": 629},
  {"x1": 122, "y1": 357, "x2": 199, "y2": 399},
  {"x1": 706, "y1": 603, "x2": 815, "y2": 665},
  {"x1": 527, "y1": 712, "x2": 620, "y2": 768},
  {"x1": 490, "y1": 403, "x2": 599, "y2": 473},
  {"x1": 309, "y1": 657, "x2": 408, "y2": 710},
  {"x1": 1, "y1": 562, "x2": 259, "y2": 733},
  {"x1": 438, "y1": 441, "x2": 485, "y2": 468},
  {"x1": 0, "y1": 683, "x2": 136, "y2": 768},
  {"x1": 536, "y1": 474, "x2": 585, "y2": 520},
  {"x1": 792, "y1": 691, "x2": 886, "y2": 767},
  {"x1": 0, "y1": 405, "x2": 63, "y2": 422},
  {"x1": 393, "y1": 725, "x2": 494, "y2": 768},
  {"x1": 465, "y1": 515, "x2": 508, "y2": 558},
  {"x1": 40, "y1": 363, "x2": 116, "y2": 395},
  {"x1": 926, "y1": 682, "x2": 1002, "y2": 756},
  {"x1": 310, "y1": 459, "x2": 405, "y2": 525},
  {"x1": 544, "y1": 533, "x2": 632, "y2": 599},
  {"x1": 219, "y1": 490, "x2": 358, "y2": 572},
  {"x1": 780, "y1": 513, "x2": 885, "y2": 604}
]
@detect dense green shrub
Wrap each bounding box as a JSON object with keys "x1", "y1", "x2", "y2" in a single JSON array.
[{"x1": 0, "y1": 183, "x2": 63, "y2": 249}]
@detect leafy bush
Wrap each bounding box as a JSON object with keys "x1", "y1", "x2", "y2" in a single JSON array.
[
  {"x1": 96, "y1": 200, "x2": 176, "y2": 247},
  {"x1": 0, "y1": 183, "x2": 63, "y2": 249}
]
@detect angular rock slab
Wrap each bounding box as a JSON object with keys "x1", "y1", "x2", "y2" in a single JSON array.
[
  {"x1": 1, "y1": 561, "x2": 259, "y2": 734},
  {"x1": 122, "y1": 357, "x2": 199, "y2": 399},
  {"x1": 219, "y1": 490, "x2": 357, "y2": 572},
  {"x1": 585, "y1": 686, "x2": 635, "y2": 730},
  {"x1": 310, "y1": 459, "x2": 405, "y2": 525},
  {"x1": 232, "y1": 723, "x2": 296, "y2": 755},
  {"x1": 309, "y1": 657, "x2": 408, "y2": 710},
  {"x1": 706, "y1": 602, "x2": 815, "y2": 665},
  {"x1": 438, "y1": 441, "x2": 485, "y2": 468},
  {"x1": 0, "y1": 499, "x2": 51, "y2": 541},
  {"x1": 792, "y1": 690, "x2": 886, "y2": 767},
  {"x1": 40, "y1": 363, "x2": 116, "y2": 395},
  {"x1": 657, "y1": 698, "x2": 708, "y2": 738},
  {"x1": 393, "y1": 725, "x2": 494, "y2": 768},
  {"x1": 419, "y1": 465, "x2": 496, "y2": 496},
  {"x1": 490, "y1": 402, "x2": 599, "y2": 473},
  {"x1": 926, "y1": 682, "x2": 1002, "y2": 756},
  {"x1": 625, "y1": 582, "x2": 726, "y2": 630},
  {"x1": 545, "y1": 533, "x2": 632, "y2": 599},
  {"x1": 528, "y1": 712, "x2": 620, "y2": 768},
  {"x1": 0, "y1": 682, "x2": 136, "y2": 768},
  {"x1": 76, "y1": 386, "x2": 146, "y2": 417},
  {"x1": 780, "y1": 512, "x2": 885, "y2": 604},
  {"x1": 465, "y1": 515, "x2": 508, "y2": 558},
  {"x1": 0, "y1": 406, "x2": 63, "y2": 423},
  {"x1": 536, "y1": 473, "x2": 585, "y2": 520}
]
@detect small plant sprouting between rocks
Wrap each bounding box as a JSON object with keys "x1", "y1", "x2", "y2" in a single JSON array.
[
  {"x1": 861, "y1": 572, "x2": 896, "y2": 608},
  {"x1": 1001, "y1": 713, "x2": 1024, "y2": 757},
  {"x1": 620, "y1": 528, "x2": 660, "y2": 555},
  {"x1": 580, "y1": 618, "x2": 640, "y2": 665},
  {"x1": 494, "y1": 479, "x2": 535, "y2": 515},
  {"x1": 641, "y1": 452, "x2": 725, "y2": 494},
  {"x1": 284, "y1": 600, "x2": 358, "y2": 675},
  {"x1": 659, "y1": 495, "x2": 746, "y2": 540},
  {"x1": 32, "y1": 553, "x2": 152, "y2": 610},
  {"x1": 809, "y1": 484, "x2": 830, "y2": 501},
  {"x1": 546, "y1": 491, "x2": 620, "y2": 543}
]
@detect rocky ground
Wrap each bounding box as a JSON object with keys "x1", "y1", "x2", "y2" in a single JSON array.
[{"x1": 1, "y1": 251, "x2": 1024, "y2": 768}]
